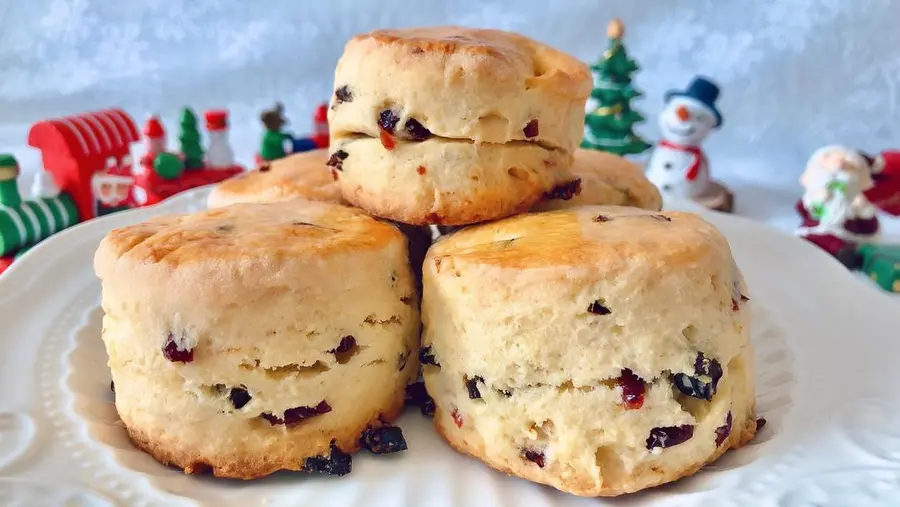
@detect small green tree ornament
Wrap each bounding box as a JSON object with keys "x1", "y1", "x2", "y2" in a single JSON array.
[
  {"x1": 581, "y1": 19, "x2": 652, "y2": 156},
  {"x1": 178, "y1": 108, "x2": 204, "y2": 170}
]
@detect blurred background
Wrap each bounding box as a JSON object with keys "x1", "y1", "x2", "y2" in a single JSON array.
[{"x1": 1, "y1": 0, "x2": 899, "y2": 235}]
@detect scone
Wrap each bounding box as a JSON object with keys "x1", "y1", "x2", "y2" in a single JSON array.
[
  {"x1": 421, "y1": 205, "x2": 755, "y2": 496},
  {"x1": 206, "y1": 149, "x2": 342, "y2": 208},
  {"x1": 95, "y1": 200, "x2": 420, "y2": 479},
  {"x1": 327, "y1": 27, "x2": 591, "y2": 225},
  {"x1": 205, "y1": 149, "x2": 431, "y2": 296},
  {"x1": 533, "y1": 149, "x2": 662, "y2": 212}
]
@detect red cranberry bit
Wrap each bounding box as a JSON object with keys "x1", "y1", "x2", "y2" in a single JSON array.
[
  {"x1": 451, "y1": 408, "x2": 464, "y2": 428},
  {"x1": 646, "y1": 425, "x2": 694, "y2": 450},
  {"x1": 522, "y1": 449, "x2": 546, "y2": 468},
  {"x1": 523, "y1": 119, "x2": 539, "y2": 138},
  {"x1": 360, "y1": 425, "x2": 408, "y2": 454},
  {"x1": 419, "y1": 345, "x2": 440, "y2": 367},
  {"x1": 416, "y1": 165, "x2": 427, "y2": 175},
  {"x1": 715, "y1": 411, "x2": 733, "y2": 447},
  {"x1": 258, "y1": 164, "x2": 271, "y2": 173},
  {"x1": 542, "y1": 179, "x2": 582, "y2": 201},
  {"x1": 731, "y1": 299, "x2": 740, "y2": 311},
  {"x1": 303, "y1": 440, "x2": 352, "y2": 476},
  {"x1": 162, "y1": 334, "x2": 194, "y2": 363},
  {"x1": 617, "y1": 369, "x2": 645, "y2": 410},
  {"x1": 379, "y1": 128, "x2": 397, "y2": 151},
  {"x1": 465, "y1": 375, "x2": 484, "y2": 400},
  {"x1": 326, "y1": 150, "x2": 349, "y2": 170},
  {"x1": 404, "y1": 118, "x2": 432, "y2": 141},
  {"x1": 334, "y1": 85, "x2": 353, "y2": 104},
  {"x1": 378, "y1": 109, "x2": 400, "y2": 133},
  {"x1": 587, "y1": 300, "x2": 611, "y2": 315},
  {"x1": 229, "y1": 387, "x2": 251, "y2": 409},
  {"x1": 593, "y1": 215, "x2": 610, "y2": 223},
  {"x1": 756, "y1": 417, "x2": 767, "y2": 431},
  {"x1": 330, "y1": 168, "x2": 339, "y2": 181}
]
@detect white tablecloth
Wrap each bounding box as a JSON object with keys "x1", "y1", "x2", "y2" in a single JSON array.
[{"x1": 1, "y1": 0, "x2": 899, "y2": 244}]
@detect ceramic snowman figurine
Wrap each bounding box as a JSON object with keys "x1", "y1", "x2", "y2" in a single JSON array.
[
  {"x1": 204, "y1": 110, "x2": 236, "y2": 170},
  {"x1": 646, "y1": 77, "x2": 734, "y2": 212}
]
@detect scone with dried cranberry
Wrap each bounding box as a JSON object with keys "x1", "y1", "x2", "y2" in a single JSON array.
[
  {"x1": 533, "y1": 149, "x2": 662, "y2": 212},
  {"x1": 421, "y1": 205, "x2": 756, "y2": 496},
  {"x1": 95, "y1": 200, "x2": 420, "y2": 479},
  {"x1": 206, "y1": 149, "x2": 343, "y2": 208},
  {"x1": 327, "y1": 27, "x2": 591, "y2": 226}
]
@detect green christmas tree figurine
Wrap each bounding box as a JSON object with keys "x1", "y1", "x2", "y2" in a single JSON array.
[
  {"x1": 178, "y1": 107, "x2": 205, "y2": 170},
  {"x1": 581, "y1": 19, "x2": 652, "y2": 156}
]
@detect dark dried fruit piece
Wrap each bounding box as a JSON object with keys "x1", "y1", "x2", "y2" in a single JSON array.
[
  {"x1": 740, "y1": 294, "x2": 750, "y2": 302},
  {"x1": 465, "y1": 375, "x2": 484, "y2": 400},
  {"x1": 756, "y1": 417, "x2": 767, "y2": 431},
  {"x1": 673, "y1": 352, "x2": 723, "y2": 401},
  {"x1": 522, "y1": 449, "x2": 545, "y2": 468},
  {"x1": 110, "y1": 380, "x2": 115, "y2": 393},
  {"x1": 405, "y1": 381, "x2": 435, "y2": 417},
  {"x1": 397, "y1": 350, "x2": 410, "y2": 371},
  {"x1": 617, "y1": 369, "x2": 645, "y2": 410},
  {"x1": 326, "y1": 150, "x2": 349, "y2": 170},
  {"x1": 523, "y1": 119, "x2": 539, "y2": 138},
  {"x1": 497, "y1": 388, "x2": 513, "y2": 398},
  {"x1": 216, "y1": 224, "x2": 234, "y2": 233},
  {"x1": 715, "y1": 411, "x2": 733, "y2": 447},
  {"x1": 419, "y1": 345, "x2": 440, "y2": 367},
  {"x1": 261, "y1": 412, "x2": 283, "y2": 425},
  {"x1": 588, "y1": 300, "x2": 611, "y2": 315},
  {"x1": 404, "y1": 118, "x2": 433, "y2": 140},
  {"x1": 360, "y1": 425, "x2": 408, "y2": 454},
  {"x1": 303, "y1": 440, "x2": 352, "y2": 476},
  {"x1": 334, "y1": 85, "x2": 353, "y2": 104},
  {"x1": 162, "y1": 334, "x2": 194, "y2": 363},
  {"x1": 593, "y1": 215, "x2": 610, "y2": 223},
  {"x1": 650, "y1": 214, "x2": 672, "y2": 222},
  {"x1": 329, "y1": 335, "x2": 357, "y2": 364},
  {"x1": 646, "y1": 425, "x2": 694, "y2": 450},
  {"x1": 378, "y1": 109, "x2": 400, "y2": 133},
  {"x1": 451, "y1": 408, "x2": 464, "y2": 428},
  {"x1": 542, "y1": 179, "x2": 582, "y2": 201},
  {"x1": 262, "y1": 400, "x2": 332, "y2": 426},
  {"x1": 258, "y1": 164, "x2": 271, "y2": 173},
  {"x1": 229, "y1": 387, "x2": 251, "y2": 409}
]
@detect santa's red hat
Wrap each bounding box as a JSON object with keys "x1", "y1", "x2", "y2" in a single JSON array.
[
  {"x1": 205, "y1": 110, "x2": 229, "y2": 132},
  {"x1": 143, "y1": 116, "x2": 165, "y2": 139}
]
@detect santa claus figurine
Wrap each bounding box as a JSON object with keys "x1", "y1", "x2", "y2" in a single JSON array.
[
  {"x1": 205, "y1": 110, "x2": 236, "y2": 170},
  {"x1": 140, "y1": 115, "x2": 166, "y2": 171},
  {"x1": 92, "y1": 156, "x2": 134, "y2": 216},
  {"x1": 796, "y1": 145, "x2": 900, "y2": 265},
  {"x1": 645, "y1": 76, "x2": 734, "y2": 212}
]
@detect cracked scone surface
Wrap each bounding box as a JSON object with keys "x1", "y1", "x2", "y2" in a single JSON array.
[
  {"x1": 327, "y1": 26, "x2": 590, "y2": 226},
  {"x1": 421, "y1": 205, "x2": 755, "y2": 496},
  {"x1": 94, "y1": 200, "x2": 420, "y2": 479},
  {"x1": 206, "y1": 149, "x2": 342, "y2": 208},
  {"x1": 334, "y1": 136, "x2": 574, "y2": 225},
  {"x1": 533, "y1": 149, "x2": 663, "y2": 212},
  {"x1": 328, "y1": 26, "x2": 591, "y2": 151}
]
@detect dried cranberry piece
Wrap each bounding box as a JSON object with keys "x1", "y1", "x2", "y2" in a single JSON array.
[
  {"x1": 284, "y1": 400, "x2": 332, "y2": 425},
  {"x1": 419, "y1": 345, "x2": 440, "y2": 367},
  {"x1": 593, "y1": 215, "x2": 610, "y2": 223},
  {"x1": 523, "y1": 119, "x2": 539, "y2": 138},
  {"x1": 522, "y1": 449, "x2": 545, "y2": 468},
  {"x1": 379, "y1": 128, "x2": 397, "y2": 150},
  {"x1": 109, "y1": 380, "x2": 115, "y2": 394},
  {"x1": 404, "y1": 118, "x2": 433, "y2": 141},
  {"x1": 326, "y1": 150, "x2": 349, "y2": 170},
  {"x1": 617, "y1": 369, "x2": 645, "y2": 410},
  {"x1": 672, "y1": 352, "x2": 723, "y2": 401},
  {"x1": 404, "y1": 381, "x2": 435, "y2": 417},
  {"x1": 416, "y1": 165, "x2": 427, "y2": 175},
  {"x1": 260, "y1": 412, "x2": 284, "y2": 425},
  {"x1": 258, "y1": 164, "x2": 271, "y2": 173},
  {"x1": 229, "y1": 387, "x2": 251, "y2": 409},
  {"x1": 303, "y1": 440, "x2": 352, "y2": 476},
  {"x1": 465, "y1": 375, "x2": 484, "y2": 400},
  {"x1": 588, "y1": 300, "x2": 611, "y2": 315},
  {"x1": 715, "y1": 411, "x2": 733, "y2": 447},
  {"x1": 397, "y1": 350, "x2": 410, "y2": 371},
  {"x1": 731, "y1": 299, "x2": 740, "y2": 311},
  {"x1": 646, "y1": 425, "x2": 694, "y2": 450},
  {"x1": 360, "y1": 425, "x2": 408, "y2": 454},
  {"x1": 162, "y1": 334, "x2": 194, "y2": 363},
  {"x1": 329, "y1": 336, "x2": 356, "y2": 356},
  {"x1": 378, "y1": 109, "x2": 400, "y2": 133},
  {"x1": 497, "y1": 388, "x2": 513, "y2": 397},
  {"x1": 542, "y1": 179, "x2": 582, "y2": 201},
  {"x1": 451, "y1": 408, "x2": 464, "y2": 428},
  {"x1": 334, "y1": 85, "x2": 353, "y2": 104},
  {"x1": 756, "y1": 417, "x2": 767, "y2": 431}
]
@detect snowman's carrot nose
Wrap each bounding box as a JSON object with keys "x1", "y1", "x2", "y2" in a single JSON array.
[{"x1": 676, "y1": 105, "x2": 691, "y2": 121}]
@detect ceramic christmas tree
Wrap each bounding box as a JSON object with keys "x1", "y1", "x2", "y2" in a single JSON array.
[
  {"x1": 581, "y1": 19, "x2": 651, "y2": 157},
  {"x1": 178, "y1": 108, "x2": 204, "y2": 170}
]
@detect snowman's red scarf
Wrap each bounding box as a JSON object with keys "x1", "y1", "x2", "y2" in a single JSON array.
[{"x1": 658, "y1": 140, "x2": 703, "y2": 181}]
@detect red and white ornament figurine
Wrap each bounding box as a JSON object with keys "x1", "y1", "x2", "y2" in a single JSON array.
[{"x1": 204, "y1": 110, "x2": 235, "y2": 170}]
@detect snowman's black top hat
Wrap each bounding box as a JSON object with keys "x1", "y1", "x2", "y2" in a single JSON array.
[{"x1": 665, "y1": 76, "x2": 723, "y2": 128}]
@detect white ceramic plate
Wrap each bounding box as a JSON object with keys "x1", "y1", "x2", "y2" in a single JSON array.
[{"x1": 1, "y1": 187, "x2": 899, "y2": 507}]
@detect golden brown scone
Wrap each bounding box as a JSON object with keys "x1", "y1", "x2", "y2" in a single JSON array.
[
  {"x1": 95, "y1": 200, "x2": 420, "y2": 479},
  {"x1": 421, "y1": 205, "x2": 755, "y2": 496},
  {"x1": 331, "y1": 136, "x2": 577, "y2": 226},
  {"x1": 206, "y1": 149, "x2": 342, "y2": 208},
  {"x1": 328, "y1": 26, "x2": 592, "y2": 151},
  {"x1": 533, "y1": 149, "x2": 662, "y2": 212},
  {"x1": 327, "y1": 27, "x2": 590, "y2": 226}
]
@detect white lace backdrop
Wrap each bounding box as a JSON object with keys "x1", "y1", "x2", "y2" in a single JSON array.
[{"x1": 1, "y1": 0, "x2": 899, "y2": 237}]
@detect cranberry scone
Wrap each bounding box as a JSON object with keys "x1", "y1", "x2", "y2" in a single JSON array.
[
  {"x1": 421, "y1": 205, "x2": 756, "y2": 496},
  {"x1": 533, "y1": 149, "x2": 662, "y2": 212},
  {"x1": 95, "y1": 200, "x2": 420, "y2": 479},
  {"x1": 206, "y1": 149, "x2": 342, "y2": 208},
  {"x1": 327, "y1": 27, "x2": 591, "y2": 225}
]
